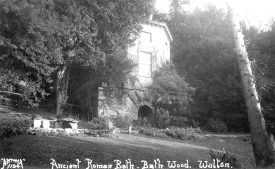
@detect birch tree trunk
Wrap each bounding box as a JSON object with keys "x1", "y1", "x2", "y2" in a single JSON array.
[
  {"x1": 228, "y1": 6, "x2": 274, "y2": 166},
  {"x1": 56, "y1": 63, "x2": 70, "y2": 121}
]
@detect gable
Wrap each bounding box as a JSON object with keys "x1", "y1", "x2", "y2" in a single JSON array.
[{"x1": 146, "y1": 20, "x2": 173, "y2": 42}]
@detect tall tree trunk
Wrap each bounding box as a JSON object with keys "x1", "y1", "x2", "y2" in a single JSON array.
[
  {"x1": 228, "y1": 6, "x2": 274, "y2": 166},
  {"x1": 56, "y1": 63, "x2": 70, "y2": 121}
]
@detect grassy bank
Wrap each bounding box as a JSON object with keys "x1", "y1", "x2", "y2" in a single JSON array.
[{"x1": 0, "y1": 133, "x2": 259, "y2": 169}]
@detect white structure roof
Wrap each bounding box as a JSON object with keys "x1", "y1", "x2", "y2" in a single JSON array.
[{"x1": 147, "y1": 20, "x2": 173, "y2": 42}]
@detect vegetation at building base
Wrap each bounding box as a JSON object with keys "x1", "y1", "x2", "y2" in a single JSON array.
[
  {"x1": 164, "y1": 126, "x2": 206, "y2": 141},
  {"x1": 110, "y1": 115, "x2": 132, "y2": 129},
  {"x1": 139, "y1": 127, "x2": 169, "y2": 138},
  {"x1": 85, "y1": 117, "x2": 110, "y2": 130},
  {"x1": 146, "y1": 63, "x2": 196, "y2": 129},
  {"x1": 148, "y1": 64, "x2": 195, "y2": 107},
  {"x1": 132, "y1": 118, "x2": 151, "y2": 129},
  {"x1": 205, "y1": 119, "x2": 228, "y2": 133},
  {"x1": 135, "y1": 125, "x2": 206, "y2": 142}
]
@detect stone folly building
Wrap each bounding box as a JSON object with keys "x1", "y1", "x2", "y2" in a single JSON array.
[{"x1": 98, "y1": 20, "x2": 173, "y2": 123}]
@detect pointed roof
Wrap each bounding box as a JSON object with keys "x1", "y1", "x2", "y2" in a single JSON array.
[{"x1": 147, "y1": 20, "x2": 173, "y2": 42}]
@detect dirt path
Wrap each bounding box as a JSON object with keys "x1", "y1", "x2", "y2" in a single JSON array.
[{"x1": 205, "y1": 133, "x2": 250, "y2": 138}]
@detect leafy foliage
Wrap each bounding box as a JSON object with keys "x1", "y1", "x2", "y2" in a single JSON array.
[
  {"x1": 164, "y1": 126, "x2": 205, "y2": 141},
  {"x1": 169, "y1": 115, "x2": 189, "y2": 128},
  {"x1": 110, "y1": 115, "x2": 132, "y2": 129},
  {"x1": 149, "y1": 64, "x2": 195, "y2": 109},
  {"x1": 139, "y1": 126, "x2": 205, "y2": 141},
  {"x1": 30, "y1": 128, "x2": 79, "y2": 137},
  {"x1": 88, "y1": 117, "x2": 109, "y2": 130},
  {"x1": 0, "y1": 0, "x2": 62, "y2": 105},
  {"x1": 167, "y1": 5, "x2": 248, "y2": 131},
  {"x1": 132, "y1": 119, "x2": 151, "y2": 129},
  {"x1": 209, "y1": 149, "x2": 241, "y2": 168},
  {"x1": 139, "y1": 127, "x2": 168, "y2": 138},
  {"x1": 0, "y1": 118, "x2": 32, "y2": 138},
  {"x1": 205, "y1": 119, "x2": 228, "y2": 133},
  {"x1": 244, "y1": 22, "x2": 275, "y2": 134},
  {"x1": 0, "y1": 0, "x2": 154, "y2": 107}
]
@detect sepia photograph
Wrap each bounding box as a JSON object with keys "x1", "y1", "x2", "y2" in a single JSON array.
[{"x1": 0, "y1": 0, "x2": 275, "y2": 168}]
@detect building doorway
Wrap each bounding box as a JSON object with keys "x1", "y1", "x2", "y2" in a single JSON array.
[{"x1": 138, "y1": 105, "x2": 156, "y2": 126}]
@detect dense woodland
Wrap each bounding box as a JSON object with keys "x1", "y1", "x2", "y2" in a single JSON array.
[{"x1": 154, "y1": 3, "x2": 275, "y2": 134}]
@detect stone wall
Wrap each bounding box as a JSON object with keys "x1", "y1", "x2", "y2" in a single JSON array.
[{"x1": 98, "y1": 88, "x2": 153, "y2": 121}]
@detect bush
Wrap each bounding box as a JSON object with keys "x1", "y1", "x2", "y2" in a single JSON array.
[
  {"x1": 133, "y1": 119, "x2": 151, "y2": 128},
  {"x1": 111, "y1": 115, "x2": 132, "y2": 129},
  {"x1": 0, "y1": 118, "x2": 32, "y2": 138},
  {"x1": 164, "y1": 126, "x2": 205, "y2": 141},
  {"x1": 138, "y1": 126, "x2": 205, "y2": 141},
  {"x1": 169, "y1": 116, "x2": 189, "y2": 128},
  {"x1": 88, "y1": 117, "x2": 109, "y2": 130},
  {"x1": 209, "y1": 148, "x2": 241, "y2": 168},
  {"x1": 139, "y1": 127, "x2": 168, "y2": 138},
  {"x1": 30, "y1": 128, "x2": 82, "y2": 137},
  {"x1": 101, "y1": 128, "x2": 120, "y2": 138},
  {"x1": 206, "y1": 119, "x2": 228, "y2": 133}
]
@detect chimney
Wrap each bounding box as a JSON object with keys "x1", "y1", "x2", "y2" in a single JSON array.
[{"x1": 149, "y1": 0, "x2": 157, "y2": 20}]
